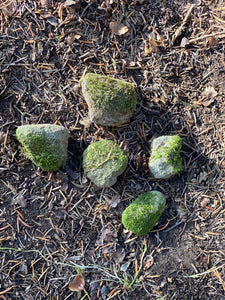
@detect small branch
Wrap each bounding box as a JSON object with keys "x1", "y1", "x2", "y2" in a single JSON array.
[
  {"x1": 189, "y1": 31, "x2": 225, "y2": 43},
  {"x1": 172, "y1": 4, "x2": 195, "y2": 45}
]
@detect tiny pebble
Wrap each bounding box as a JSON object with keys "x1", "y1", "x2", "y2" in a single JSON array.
[{"x1": 101, "y1": 285, "x2": 110, "y2": 300}]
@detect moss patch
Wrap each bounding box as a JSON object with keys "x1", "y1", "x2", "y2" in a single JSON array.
[
  {"x1": 149, "y1": 135, "x2": 182, "y2": 179},
  {"x1": 16, "y1": 124, "x2": 69, "y2": 171},
  {"x1": 122, "y1": 191, "x2": 166, "y2": 236},
  {"x1": 81, "y1": 73, "x2": 137, "y2": 113},
  {"x1": 83, "y1": 139, "x2": 128, "y2": 188}
]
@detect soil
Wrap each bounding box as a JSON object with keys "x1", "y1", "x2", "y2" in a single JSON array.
[{"x1": 0, "y1": 0, "x2": 225, "y2": 299}]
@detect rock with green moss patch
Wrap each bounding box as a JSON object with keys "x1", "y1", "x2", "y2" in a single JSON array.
[
  {"x1": 122, "y1": 191, "x2": 166, "y2": 236},
  {"x1": 83, "y1": 139, "x2": 128, "y2": 188},
  {"x1": 148, "y1": 135, "x2": 182, "y2": 179},
  {"x1": 16, "y1": 124, "x2": 69, "y2": 171},
  {"x1": 80, "y1": 73, "x2": 137, "y2": 126}
]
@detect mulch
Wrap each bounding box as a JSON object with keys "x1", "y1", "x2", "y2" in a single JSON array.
[{"x1": 0, "y1": 0, "x2": 225, "y2": 299}]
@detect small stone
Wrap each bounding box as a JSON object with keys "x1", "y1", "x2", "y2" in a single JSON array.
[
  {"x1": 82, "y1": 139, "x2": 128, "y2": 188},
  {"x1": 80, "y1": 73, "x2": 137, "y2": 126},
  {"x1": 148, "y1": 135, "x2": 182, "y2": 179},
  {"x1": 16, "y1": 124, "x2": 69, "y2": 171},
  {"x1": 100, "y1": 285, "x2": 110, "y2": 300},
  {"x1": 122, "y1": 191, "x2": 166, "y2": 236}
]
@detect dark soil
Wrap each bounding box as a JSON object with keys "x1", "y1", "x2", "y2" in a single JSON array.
[{"x1": 0, "y1": 0, "x2": 225, "y2": 299}]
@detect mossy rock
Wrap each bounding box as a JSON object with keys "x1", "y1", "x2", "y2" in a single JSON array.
[
  {"x1": 122, "y1": 191, "x2": 166, "y2": 236},
  {"x1": 148, "y1": 135, "x2": 182, "y2": 179},
  {"x1": 80, "y1": 73, "x2": 137, "y2": 126},
  {"x1": 83, "y1": 139, "x2": 128, "y2": 188},
  {"x1": 16, "y1": 124, "x2": 69, "y2": 171}
]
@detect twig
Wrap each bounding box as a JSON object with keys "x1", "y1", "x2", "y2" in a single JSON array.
[
  {"x1": 184, "y1": 264, "x2": 225, "y2": 278},
  {"x1": 189, "y1": 31, "x2": 225, "y2": 43},
  {"x1": 172, "y1": 4, "x2": 195, "y2": 45}
]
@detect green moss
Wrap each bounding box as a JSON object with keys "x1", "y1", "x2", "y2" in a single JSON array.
[
  {"x1": 150, "y1": 135, "x2": 182, "y2": 175},
  {"x1": 83, "y1": 139, "x2": 128, "y2": 175},
  {"x1": 166, "y1": 135, "x2": 182, "y2": 173},
  {"x1": 122, "y1": 191, "x2": 166, "y2": 236},
  {"x1": 16, "y1": 127, "x2": 67, "y2": 171},
  {"x1": 81, "y1": 73, "x2": 137, "y2": 113}
]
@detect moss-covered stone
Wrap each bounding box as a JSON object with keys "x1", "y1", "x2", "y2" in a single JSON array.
[
  {"x1": 16, "y1": 124, "x2": 69, "y2": 171},
  {"x1": 122, "y1": 191, "x2": 166, "y2": 236},
  {"x1": 149, "y1": 135, "x2": 182, "y2": 179},
  {"x1": 83, "y1": 139, "x2": 128, "y2": 188},
  {"x1": 80, "y1": 73, "x2": 137, "y2": 126}
]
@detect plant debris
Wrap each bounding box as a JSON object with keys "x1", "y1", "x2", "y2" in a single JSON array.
[{"x1": 0, "y1": 0, "x2": 225, "y2": 299}]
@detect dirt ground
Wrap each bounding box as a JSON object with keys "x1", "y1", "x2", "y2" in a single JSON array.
[{"x1": 0, "y1": 0, "x2": 225, "y2": 299}]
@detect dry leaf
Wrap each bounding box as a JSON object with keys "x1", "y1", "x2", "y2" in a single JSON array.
[
  {"x1": 12, "y1": 194, "x2": 27, "y2": 208},
  {"x1": 145, "y1": 37, "x2": 158, "y2": 54},
  {"x1": 109, "y1": 195, "x2": 120, "y2": 208},
  {"x1": 113, "y1": 247, "x2": 126, "y2": 264},
  {"x1": 80, "y1": 117, "x2": 92, "y2": 128},
  {"x1": 109, "y1": 22, "x2": 129, "y2": 35},
  {"x1": 64, "y1": 0, "x2": 80, "y2": 14},
  {"x1": 1, "y1": 0, "x2": 17, "y2": 17},
  {"x1": 201, "y1": 86, "x2": 218, "y2": 107},
  {"x1": 69, "y1": 274, "x2": 85, "y2": 292},
  {"x1": 40, "y1": 13, "x2": 59, "y2": 26},
  {"x1": 66, "y1": 33, "x2": 81, "y2": 45},
  {"x1": 96, "y1": 227, "x2": 116, "y2": 245},
  {"x1": 143, "y1": 255, "x2": 154, "y2": 271},
  {"x1": 208, "y1": 36, "x2": 218, "y2": 48}
]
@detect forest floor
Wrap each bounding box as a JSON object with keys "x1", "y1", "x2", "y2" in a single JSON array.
[{"x1": 0, "y1": 0, "x2": 225, "y2": 299}]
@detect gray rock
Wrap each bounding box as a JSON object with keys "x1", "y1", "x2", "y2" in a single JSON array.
[
  {"x1": 122, "y1": 191, "x2": 166, "y2": 235},
  {"x1": 148, "y1": 135, "x2": 182, "y2": 179},
  {"x1": 82, "y1": 139, "x2": 128, "y2": 188},
  {"x1": 16, "y1": 124, "x2": 69, "y2": 171},
  {"x1": 80, "y1": 73, "x2": 137, "y2": 126}
]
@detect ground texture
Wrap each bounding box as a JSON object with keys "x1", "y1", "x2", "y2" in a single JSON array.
[{"x1": 0, "y1": 0, "x2": 225, "y2": 299}]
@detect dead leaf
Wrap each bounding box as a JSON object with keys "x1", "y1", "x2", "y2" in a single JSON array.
[
  {"x1": 143, "y1": 255, "x2": 154, "y2": 271},
  {"x1": 96, "y1": 227, "x2": 116, "y2": 245},
  {"x1": 202, "y1": 86, "x2": 218, "y2": 99},
  {"x1": 201, "y1": 86, "x2": 218, "y2": 107},
  {"x1": 66, "y1": 33, "x2": 81, "y2": 45},
  {"x1": 69, "y1": 274, "x2": 85, "y2": 292},
  {"x1": 109, "y1": 195, "x2": 120, "y2": 208},
  {"x1": 109, "y1": 22, "x2": 129, "y2": 36},
  {"x1": 144, "y1": 37, "x2": 158, "y2": 54},
  {"x1": 208, "y1": 36, "x2": 218, "y2": 48},
  {"x1": 64, "y1": 0, "x2": 80, "y2": 14},
  {"x1": 40, "y1": 13, "x2": 59, "y2": 26},
  {"x1": 80, "y1": 117, "x2": 92, "y2": 128},
  {"x1": 12, "y1": 194, "x2": 27, "y2": 208},
  {"x1": 113, "y1": 247, "x2": 126, "y2": 264}
]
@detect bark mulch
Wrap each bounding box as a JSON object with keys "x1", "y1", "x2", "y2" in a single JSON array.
[{"x1": 0, "y1": 0, "x2": 225, "y2": 299}]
